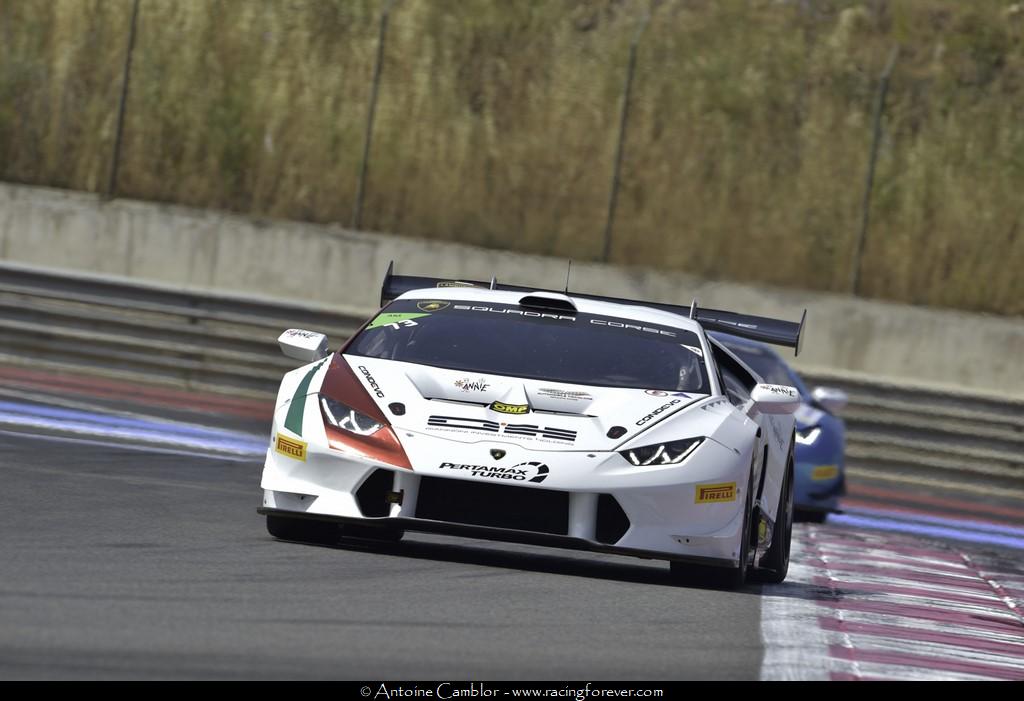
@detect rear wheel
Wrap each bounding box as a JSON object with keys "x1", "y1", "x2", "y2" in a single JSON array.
[
  {"x1": 753, "y1": 453, "x2": 794, "y2": 584},
  {"x1": 266, "y1": 515, "x2": 339, "y2": 546}
]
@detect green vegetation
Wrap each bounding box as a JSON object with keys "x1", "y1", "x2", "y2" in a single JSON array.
[{"x1": 1, "y1": 0, "x2": 1022, "y2": 314}]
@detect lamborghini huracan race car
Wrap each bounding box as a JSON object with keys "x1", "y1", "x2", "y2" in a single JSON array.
[
  {"x1": 711, "y1": 333, "x2": 848, "y2": 522},
  {"x1": 258, "y1": 265, "x2": 807, "y2": 587}
]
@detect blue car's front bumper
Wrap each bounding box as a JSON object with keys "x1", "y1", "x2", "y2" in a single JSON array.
[{"x1": 794, "y1": 419, "x2": 846, "y2": 514}]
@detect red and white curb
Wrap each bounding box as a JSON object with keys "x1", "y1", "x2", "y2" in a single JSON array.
[{"x1": 761, "y1": 526, "x2": 1024, "y2": 680}]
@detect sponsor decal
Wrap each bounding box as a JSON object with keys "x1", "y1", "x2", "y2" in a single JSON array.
[
  {"x1": 763, "y1": 384, "x2": 798, "y2": 398},
  {"x1": 275, "y1": 434, "x2": 308, "y2": 461},
  {"x1": 645, "y1": 389, "x2": 669, "y2": 397},
  {"x1": 427, "y1": 416, "x2": 577, "y2": 443},
  {"x1": 695, "y1": 482, "x2": 736, "y2": 503},
  {"x1": 283, "y1": 329, "x2": 319, "y2": 339},
  {"x1": 811, "y1": 464, "x2": 839, "y2": 481},
  {"x1": 453, "y1": 304, "x2": 575, "y2": 322},
  {"x1": 417, "y1": 300, "x2": 450, "y2": 312},
  {"x1": 438, "y1": 460, "x2": 549, "y2": 483},
  {"x1": 589, "y1": 318, "x2": 678, "y2": 337},
  {"x1": 537, "y1": 387, "x2": 592, "y2": 402},
  {"x1": 367, "y1": 312, "x2": 428, "y2": 330},
  {"x1": 490, "y1": 401, "x2": 529, "y2": 415},
  {"x1": 357, "y1": 365, "x2": 385, "y2": 398},
  {"x1": 455, "y1": 378, "x2": 491, "y2": 393},
  {"x1": 437, "y1": 281, "x2": 476, "y2": 288},
  {"x1": 635, "y1": 398, "x2": 682, "y2": 426}
]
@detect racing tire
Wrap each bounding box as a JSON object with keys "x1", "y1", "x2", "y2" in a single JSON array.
[
  {"x1": 670, "y1": 471, "x2": 754, "y2": 590},
  {"x1": 266, "y1": 515, "x2": 339, "y2": 546},
  {"x1": 752, "y1": 453, "x2": 794, "y2": 584},
  {"x1": 795, "y1": 509, "x2": 827, "y2": 524}
]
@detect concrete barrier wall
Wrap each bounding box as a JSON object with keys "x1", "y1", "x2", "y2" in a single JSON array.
[{"x1": 2, "y1": 182, "x2": 1021, "y2": 398}]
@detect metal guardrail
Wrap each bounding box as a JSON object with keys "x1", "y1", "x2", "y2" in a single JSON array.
[
  {"x1": 800, "y1": 370, "x2": 1024, "y2": 489},
  {"x1": 0, "y1": 262, "x2": 1020, "y2": 484},
  {"x1": 0, "y1": 263, "x2": 365, "y2": 396}
]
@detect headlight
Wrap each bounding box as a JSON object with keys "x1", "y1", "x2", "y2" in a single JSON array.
[
  {"x1": 796, "y1": 426, "x2": 821, "y2": 445},
  {"x1": 320, "y1": 395, "x2": 383, "y2": 436},
  {"x1": 621, "y1": 437, "x2": 703, "y2": 466}
]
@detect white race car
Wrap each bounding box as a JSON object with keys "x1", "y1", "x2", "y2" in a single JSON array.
[{"x1": 258, "y1": 265, "x2": 806, "y2": 587}]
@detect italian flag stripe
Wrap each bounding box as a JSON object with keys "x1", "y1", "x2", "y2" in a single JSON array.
[{"x1": 284, "y1": 359, "x2": 327, "y2": 436}]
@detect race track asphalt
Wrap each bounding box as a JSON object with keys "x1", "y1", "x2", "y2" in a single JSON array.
[{"x1": 0, "y1": 429, "x2": 764, "y2": 680}]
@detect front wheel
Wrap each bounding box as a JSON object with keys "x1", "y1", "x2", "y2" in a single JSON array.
[
  {"x1": 670, "y1": 472, "x2": 754, "y2": 590},
  {"x1": 752, "y1": 453, "x2": 794, "y2": 584}
]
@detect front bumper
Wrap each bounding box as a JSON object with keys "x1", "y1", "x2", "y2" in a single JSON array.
[
  {"x1": 793, "y1": 460, "x2": 845, "y2": 513},
  {"x1": 261, "y1": 423, "x2": 753, "y2": 566}
]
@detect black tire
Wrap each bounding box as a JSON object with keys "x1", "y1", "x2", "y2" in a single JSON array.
[
  {"x1": 752, "y1": 454, "x2": 794, "y2": 584},
  {"x1": 341, "y1": 523, "x2": 405, "y2": 542},
  {"x1": 670, "y1": 471, "x2": 754, "y2": 589},
  {"x1": 795, "y1": 509, "x2": 828, "y2": 524},
  {"x1": 266, "y1": 515, "x2": 339, "y2": 546}
]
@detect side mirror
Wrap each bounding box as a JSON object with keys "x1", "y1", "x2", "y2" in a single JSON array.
[
  {"x1": 750, "y1": 383, "x2": 801, "y2": 415},
  {"x1": 812, "y1": 386, "x2": 848, "y2": 415},
  {"x1": 278, "y1": 329, "x2": 329, "y2": 363}
]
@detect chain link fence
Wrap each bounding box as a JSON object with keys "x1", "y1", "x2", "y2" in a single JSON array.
[{"x1": 1, "y1": 0, "x2": 1022, "y2": 314}]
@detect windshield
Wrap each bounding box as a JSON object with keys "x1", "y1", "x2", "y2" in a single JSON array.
[
  {"x1": 347, "y1": 299, "x2": 710, "y2": 393},
  {"x1": 718, "y1": 339, "x2": 809, "y2": 399}
]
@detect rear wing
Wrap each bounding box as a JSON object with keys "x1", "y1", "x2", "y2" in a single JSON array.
[{"x1": 379, "y1": 262, "x2": 806, "y2": 355}]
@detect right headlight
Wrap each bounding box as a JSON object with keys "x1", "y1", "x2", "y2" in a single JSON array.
[
  {"x1": 620, "y1": 437, "x2": 704, "y2": 466},
  {"x1": 319, "y1": 395, "x2": 383, "y2": 436}
]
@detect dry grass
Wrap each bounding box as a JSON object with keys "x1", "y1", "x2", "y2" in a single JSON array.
[{"x1": 1, "y1": 0, "x2": 1022, "y2": 314}]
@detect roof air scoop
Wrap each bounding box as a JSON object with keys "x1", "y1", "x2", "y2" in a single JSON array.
[{"x1": 518, "y1": 291, "x2": 578, "y2": 313}]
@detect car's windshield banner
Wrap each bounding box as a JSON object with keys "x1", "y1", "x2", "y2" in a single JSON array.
[{"x1": 365, "y1": 299, "x2": 692, "y2": 345}]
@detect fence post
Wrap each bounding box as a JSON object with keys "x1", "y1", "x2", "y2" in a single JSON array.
[
  {"x1": 352, "y1": 0, "x2": 398, "y2": 230},
  {"x1": 601, "y1": 14, "x2": 650, "y2": 263},
  {"x1": 107, "y1": 0, "x2": 141, "y2": 199},
  {"x1": 851, "y1": 46, "x2": 899, "y2": 296}
]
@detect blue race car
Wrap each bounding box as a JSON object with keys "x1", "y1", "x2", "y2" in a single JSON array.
[{"x1": 712, "y1": 333, "x2": 848, "y2": 522}]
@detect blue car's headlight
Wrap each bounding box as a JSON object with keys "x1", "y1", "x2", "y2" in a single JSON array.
[
  {"x1": 621, "y1": 437, "x2": 703, "y2": 466},
  {"x1": 796, "y1": 426, "x2": 821, "y2": 445}
]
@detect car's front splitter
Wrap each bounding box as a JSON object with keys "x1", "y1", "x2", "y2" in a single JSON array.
[{"x1": 257, "y1": 506, "x2": 738, "y2": 569}]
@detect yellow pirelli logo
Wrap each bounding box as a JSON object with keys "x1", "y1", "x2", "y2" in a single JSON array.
[
  {"x1": 275, "y1": 434, "x2": 308, "y2": 461},
  {"x1": 812, "y1": 465, "x2": 839, "y2": 481},
  {"x1": 695, "y1": 482, "x2": 737, "y2": 504}
]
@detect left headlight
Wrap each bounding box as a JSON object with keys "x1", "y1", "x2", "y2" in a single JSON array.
[
  {"x1": 796, "y1": 426, "x2": 821, "y2": 445},
  {"x1": 320, "y1": 395, "x2": 383, "y2": 436},
  {"x1": 620, "y1": 437, "x2": 703, "y2": 466}
]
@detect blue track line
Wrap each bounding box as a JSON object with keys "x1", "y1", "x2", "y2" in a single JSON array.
[
  {"x1": 0, "y1": 399, "x2": 267, "y2": 456},
  {"x1": 830, "y1": 512, "x2": 1024, "y2": 550}
]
